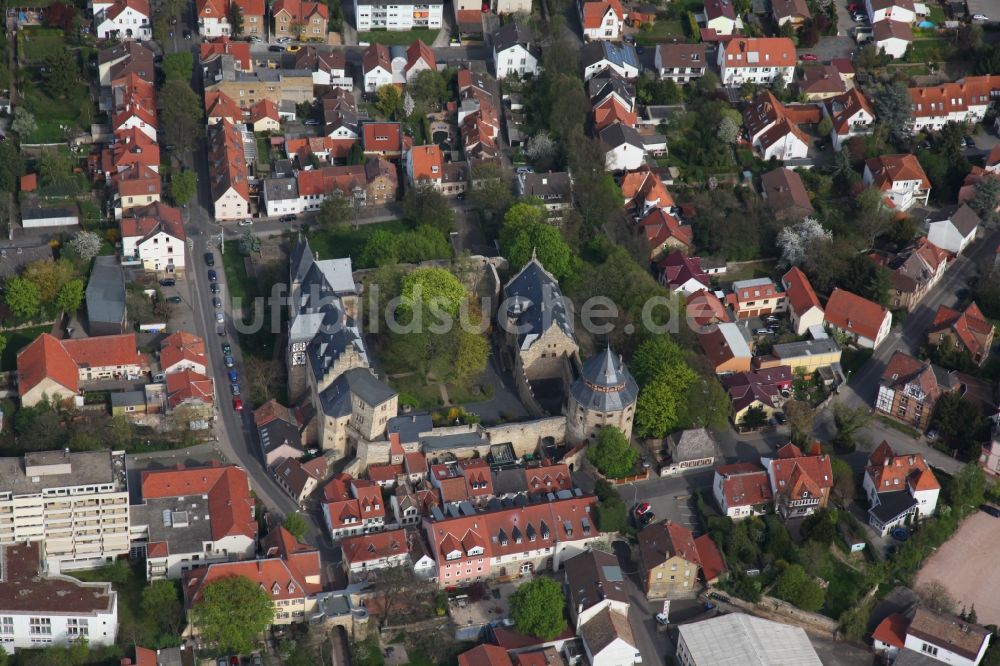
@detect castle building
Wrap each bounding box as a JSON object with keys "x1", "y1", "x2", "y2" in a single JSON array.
[{"x1": 567, "y1": 347, "x2": 638, "y2": 442}]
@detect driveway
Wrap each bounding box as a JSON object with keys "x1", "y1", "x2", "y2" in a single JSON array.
[{"x1": 801, "y1": 35, "x2": 857, "y2": 62}]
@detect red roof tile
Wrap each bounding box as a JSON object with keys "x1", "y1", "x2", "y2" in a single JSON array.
[
  {"x1": 199, "y1": 37, "x2": 252, "y2": 70},
  {"x1": 141, "y1": 464, "x2": 257, "y2": 542},
  {"x1": 865, "y1": 154, "x2": 930, "y2": 191},
  {"x1": 781, "y1": 267, "x2": 822, "y2": 317},
  {"x1": 61, "y1": 333, "x2": 141, "y2": 370},
  {"x1": 873, "y1": 612, "x2": 908, "y2": 649},
  {"x1": 342, "y1": 528, "x2": 407, "y2": 566},
  {"x1": 160, "y1": 331, "x2": 206, "y2": 372},
  {"x1": 16, "y1": 333, "x2": 79, "y2": 397},
  {"x1": 824, "y1": 288, "x2": 889, "y2": 342},
  {"x1": 694, "y1": 534, "x2": 727, "y2": 583},
  {"x1": 722, "y1": 38, "x2": 796, "y2": 69},
  {"x1": 458, "y1": 645, "x2": 513, "y2": 666},
  {"x1": 165, "y1": 369, "x2": 215, "y2": 408}
]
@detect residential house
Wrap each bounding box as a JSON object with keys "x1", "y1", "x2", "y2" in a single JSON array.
[
  {"x1": 119, "y1": 202, "x2": 185, "y2": 274},
  {"x1": 718, "y1": 38, "x2": 797, "y2": 86},
  {"x1": 98, "y1": 41, "x2": 154, "y2": 88},
  {"x1": 202, "y1": 59, "x2": 313, "y2": 109},
  {"x1": 926, "y1": 204, "x2": 980, "y2": 255},
  {"x1": 928, "y1": 301, "x2": 994, "y2": 366},
  {"x1": 249, "y1": 99, "x2": 281, "y2": 133},
  {"x1": 94, "y1": 0, "x2": 151, "y2": 40},
  {"x1": 698, "y1": 323, "x2": 753, "y2": 375},
  {"x1": 873, "y1": 612, "x2": 909, "y2": 660},
  {"x1": 654, "y1": 43, "x2": 707, "y2": 83},
  {"x1": 772, "y1": 0, "x2": 810, "y2": 25},
  {"x1": 197, "y1": 0, "x2": 265, "y2": 38},
  {"x1": 256, "y1": 400, "x2": 309, "y2": 467},
  {"x1": 362, "y1": 44, "x2": 393, "y2": 93},
  {"x1": 517, "y1": 172, "x2": 574, "y2": 215},
  {"x1": 581, "y1": 41, "x2": 640, "y2": 82},
  {"x1": 391, "y1": 482, "x2": 439, "y2": 527},
  {"x1": 112, "y1": 164, "x2": 161, "y2": 220},
  {"x1": 165, "y1": 370, "x2": 215, "y2": 417},
  {"x1": 908, "y1": 76, "x2": 1000, "y2": 132},
  {"x1": 422, "y1": 495, "x2": 600, "y2": 585},
  {"x1": 86, "y1": 256, "x2": 127, "y2": 336},
  {"x1": 712, "y1": 463, "x2": 773, "y2": 519},
  {"x1": 873, "y1": 19, "x2": 913, "y2": 59},
  {"x1": 862, "y1": 441, "x2": 939, "y2": 535},
  {"x1": 676, "y1": 614, "x2": 823, "y2": 666},
  {"x1": 865, "y1": 0, "x2": 916, "y2": 23},
  {"x1": 876, "y1": 351, "x2": 954, "y2": 430},
  {"x1": 686, "y1": 289, "x2": 732, "y2": 329},
  {"x1": 620, "y1": 165, "x2": 673, "y2": 216},
  {"x1": 881, "y1": 238, "x2": 949, "y2": 311},
  {"x1": 296, "y1": 47, "x2": 351, "y2": 89},
  {"x1": 864, "y1": 154, "x2": 931, "y2": 210},
  {"x1": 111, "y1": 74, "x2": 157, "y2": 140},
  {"x1": 641, "y1": 211, "x2": 692, "y2": 259},
  {"x1": 764, "y1": 443, "x2": 833, "y2": 519},
  {"x1": 761, "y1": 167, "x2": 815, "y2": 221},
  {"x1": 271, "y1": 0, "x2": 328, "y2": 40},
  {"x1": 199, "y1": 37, "x2": 253, "y2": 71},
  {"x1": 404, "y1": 40, "x2": 436, "y2": 82},
  {"x1": 363, "y1": 121, "x2": 403, "y2": 159},
  {"x1": 703, "y1": 0, "x2": 741, "y2": 34},
  {"x1": 204, "y1": 90, "x2": 243, "y2": 126},
  {"x1": 404, "y1": 144, "x2": 444, "y2": 189},
  {"x1": 207, "y1": 120, "x2": 250, "y2": 221},
  {"x1": 0, "y1": 541, "x2": 118, "y2": 651},
  {"x1": 272, "y1": 457, "x2": 328, "y2": 505},
  {"x1": 458, "y1": 645, "x2": 513, "y2": 666},
  {"x1": 782, "y1": 267, "x2": 825, "y2": 335},
  {"x1": 742, "y1": 91, "x2": 816, "y2": 161},
  {"x1": 354, "y1": 0, "x2": 443, "y2": 31},
  {"x1": 727, "y1": 277, "x2": 786, "y2": 320},
  {"x1": 564, "y1": 549, "x2": 629, "y2": 630},
  {"x1": 341, "y1": 528, "x2": 409, "y2": 582},
  {"x1": 130, "y1": 463, "x2": 257, "y2": 580},
  {"x1": 821, "y1": 87, "x2": 876, "y2": 150},
  {"x1": 579, "y1": 606, "x2": 641, "y2": 666},
  {"x1": 524, "y1": 464, "x2": 574, "y2": 496},
  {"x1": 322, "y1": 479, "x2": 387, "y2": 540},
  {"x1": 658, "y1": 250, "x2": 708, "y2": 294},
  {"x1": 579, "y1": 0, "x2": 624, "y2": 40},
  {"x1": 722, "y1": 366, "x2": 792, "y2": 425},
  {"x1": 758, "y1": 337, "x2": 842, "y2": 374},
  {"x1": 902, "y1": 607, "x2": 991, "y2": 666},
  {"x1": 99, "y1": 127, "x2": 160, "y2": 182},
  {"x1": 493, "y1": 21, "x2": 540, "y2": 79},
  {"x1": 823, "y1": 287, "x2": 892, "y2": 348},
  {"x1": 638, "y1": 519, "x2": 716, "y2": 599},
  {"x1": 600, "y1": 123, "x2": 647, "y2": 171},
  {"x1": 160, "y1": 331, "x2": 207, "y2": 377},
  {"x1": 663, "y1": 428, "x2": 720, "y2": 476},
  {"x1": 592, "y1": 95, "x2": 637, "y2": 132},
  {"x1": 797, "y1": 65, "x2": 847, "y2": 100},
  {"x1": 182, "y1": 527, "x2": 321, "y2": 626}
]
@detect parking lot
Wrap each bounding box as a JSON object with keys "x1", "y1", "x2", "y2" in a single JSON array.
[{"x1": 624, "y1": 470, "x2": 715, "y2": 537}]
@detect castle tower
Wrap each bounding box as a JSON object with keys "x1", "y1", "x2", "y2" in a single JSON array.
[{"x1": 566, "y1": 347, "x2": 639, "y2": 443}]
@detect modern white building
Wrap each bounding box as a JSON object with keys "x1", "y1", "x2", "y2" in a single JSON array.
[
  {"x1": 862, "y1": 442, "x2": 939, "y2": 536},
  {"x1": 908, "y1": 77, "x2": 998, "y2": 132},
  {"x1": 119, "y1": 202, "x2": 186, "y2": 274},
  {"x1": 362, "y1": 44, "x2": 394, "y2": 92},
  {"x1": 493, "y1": 22, "x2": 540, "y2": 79},
  {"x1": 712, "y1": 463, "x2": 773, "y2": 520},
  {"x1": 93, "y1": 0, "x2": 152, "y2": 40},
  {"x1": 354, "y1": 0, "x2": 444, "y2": 31},
  {"x1": 902, "y1": 608, "x2": 991, "y2": 666},
  {"x1": 863, "y1": 154, "x2": 930, "y2": 211},
  {"x1": 926, "y1": 204, "x2": 980, "y2": 255},
  {"x1": 0, "y1": 541, "x2": 119, "y2": 655},
  {"x1": 0, "y1": 451, "x2": 130, "y2": 572},
  {"x1": 676, "y1": 614, "x2": 823, "y2": 666}
]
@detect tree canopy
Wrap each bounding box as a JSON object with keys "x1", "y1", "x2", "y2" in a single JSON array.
[
  {"x1": 499, "y1": 202, "x2": 576, "y2": 282},
  {"x1": 509, "y1": 577, "x2": 568, "y2": 640},
  {"x1": 163, "y1": 52, "x2": 194, "y2": 82},
  {"x1": 162, "y1": 80, "x2": 204, "y2": 152},
  {"x1": 281, "y1": 512, "x2": 309, "y2": 541},
  {"x1": 402, "y1": 183, "x2": 455, "y2": 233},
  {"x1": 170, "y1": 171, "x2": 197, "y2": 205},
  {"x1": 191, "y1": 576, "x2": 274, "y2": 655},
  {"x1": 631, "y1": 336, "x2": 699, "y2": 439},
  {"x1": 774, "y1": 564, "x2": 825, "y2": 612},
  {"x1": 587, "y1": 426, "x2": 638, "y2": 479}
]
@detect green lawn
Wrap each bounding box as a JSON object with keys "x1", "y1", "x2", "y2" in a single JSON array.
[
  {"x1": 21, "y1": 77, "x2": 92, "y2": 144},
  {"x1": 389, "y1": 373, "x2": 494, "y2": 410},
  {"x1": 822, "y1": 560, "x2": 871, "y2": 619},
  {"x1": 0, "y1": 324, "x2": 52, "y2": 371},
  {"x1": 906, "y1": 37, "x2": 952, "y2": 63},
  {"x1": 17, "y1": 30, "x2": 65, "y2": 62},
  {"x1": 723, "y1": 259, "x2": 776, "y2": 283},
  {"x1": 222, "y1": 241, "x2": 279, "y2": 362},
  {"x1": 359, "y1": 28, "x2": 439, "y2": 46},
  {"x1": 222, "y1": 241, "x2": 253, "y2": 304},
  {"x1": 634, "y1": 20, "x2": 688, "y2": 46},
  {"x1": 876, "y1": 414, "x2": 923, "y2": 439},
  {"x1": 306, "y1": 219, "x2": 407, "y2": 263}
]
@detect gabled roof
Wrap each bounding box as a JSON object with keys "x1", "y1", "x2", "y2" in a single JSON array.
[
  {"x1": 405, "y1": 39, "x2": 436, "y2": 73},
  {"x1": 769, "y1": 448, "x2": 833, "y2": 501},
  {"x1": 271, "y1": 0, "x2": 328, "y2": 21},
  {"x1": 592, "y1": 96, "x2": 637, "y2": 131},
  {"x1": 458, "y1": 644, "x2": 513, "y2": 666},
  {"x1": 761, "y1": 168, "x2": 814, "y2": 218},
  {"x1": 798, "y1": 64, "x2": 844, "y2": 95},
  {"x1": 639, "y1": 519, "x2": 701, "y2": 569},
  {"x1": 721, "y1": 38, "x2": 797, "y2": 69},
  {"x1": 249, "y1": 98, "x2": 279, "y2": 124},
  {"x1": 927, "y1": 203, "x2": 980, "y2": 237},
  {"x1": 824, "y1": 288, "x2": 889, "y2": 342},
  {"x1": 823, "y1": 88, "x2": 874, "y2": 136},
  {"x1": 866, "y1": 154, "x2": 930, "y2": 190},
  {"x1": 599, "y1": 122, "x2": 644, "y2": 151},
  {"x1": 715, "y1": 463, "x2": 772, "y2": 508},
  {"x1": 698, "y1": 323, "x2": 752, "y2": 367},
  {"x1": 781, "y1": 267, "x2": 822, "y2": 317},
  {"x1": 204, "y1": 90, "x2": 243, "y2": 122},
  {"x1": 199, "y1": 37, "x2": 252, "y2": 70},
  {"x1": 341, "y1": 528, "x2": 407, "y2": 565},
  {"x1": 686, "y1": 289, "x2": 731, "y2": 326},
  {"x1": 208, "y1": 120, "x2": 249, "y2": 203},
  {"x1": 165, "y1": 369, "x2": 215, "y2": 408},
  {"x1": 866, "y1": 440, "x2": 940, "y2": 494},
  {"x1": 704, "y1": 0, "x2": 736, "y2": 20},
  {"x1": 694, "y1": 534, "x2": 727, "y2": 582},
  {"x1": 362, "y1": 43, "x2": 392, "y2": 74},
  {"x1": 581, "y1": 0, "x2": 623, "y2": 29},
  {"x1": 160, "y1": 331, "x2": 206, "y2": 371},
  {"x1": 61, "y1": 334, "x2": 142, "y2": 370},
  {"x1": 873, "y1": 612, "x2": 908, "y2": 649},
  {"x1": 772, "y1": 0, "x2": 810, "y2": 20},
  {"x1": 16, "y1": 333, "x2": 79, "y2": 397},
  {"x1": 502, "y1": 256, "x2": 575, "y2": 348},
  {"x1": 580, "y1": 41, "x2": 639, "y2": 72},
  {"x1": 101, "y1": 0, "x2": 151, "y2": 21},
  {"x1": 579, "y1": 607, "x2": 636, "y2": 656},
  {"x1": 929, "y1": 301, "x2": 993, "y2": 359},
  {"x1": 908, "y1": 608, "x2": 991, "y2": 662},
  {"x1": 493, "y1": 21, "x2": 536, "y2": 55},
  {"x1": 873, "y1": 18, "x2": 913, "y2": 42},
  {"x1": 642, "y1": 209, "x2": 693, "y2": 252},
  {"x1": 363, "y1": 121, "x2": 403, "y2": 153},
  {"x1": 658, "y1": 249, "x2": 707, "y2": 288},
  {"x1": 120, "y1": 201, "x2": 185, "y2": 243},
  {"x1": 407, "y1": 144, "x2": 443, "y2": 182},
  {"x1": 656, "y1": 43, "x2": 707, "y2": 70}
]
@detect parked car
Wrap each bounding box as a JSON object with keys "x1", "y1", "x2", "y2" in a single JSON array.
[
  {"x1": 634, "y1": 502, "x2": 651, "y2": 517},
  {"x1": 973, "y1": 12, "x2": 989, "y2": 21},
  {"x1": 515, "y1": 166, "x2": 534, "y2": 174},
  {"x1": 799, "y1": 53, "x2": 818, "y2": 61},
  {"x1": 213, "y1": 297, "x2": 222, "y2": 309},
  {"x1": 159, "y1": 278, "x2": 176, "y2": 287},
  {"x1": 252, "y1": 655, "x2": 263, "y2": 666},
  {"x1": 205, "y1": 252, "x2": 215, "y2": 266},
  {"x1": 217, "y1": 325, "x2": 227, "y2": 337},
  {"x1": 754, "y1": 328, "x2": 771, "y2": 336},
  {"x1": 774, "y1": 412, "x2": 787, "y2": 425},
  {"x1": 166, "y1": 295, "x2": 182, "y2": 304},
  {"x1": 280, "y1": 214, "x2": 296, "y2": 222},
  {"x1": 655, "y1": 612, "x2": 670, "y2": 625},
  {"x1": 268, "y1": 45, "x2": 283, "y2": 52},
  {"x1": 304, "y1": 119, "x2": 321, "y2": 126},
  {"x1": 639, "y1": 512, "x2": 656, "y2": 526},
  {"x1": 217, "y1": 658, "x2": 228, "y2": 666},
  {"x1": 224, "y1": 355, "x2": 235, "y2": 368},
  {"x1": 232, "y1": 397, "x2": 243, "y2": 411},
  {"x1": 222, "y1": 342, "x2": 232, "y2": 355},
  {"x1": 277, "y1": 36, "x2": 292, "y2": 43},
  {"x1": 208, "y1": 269, "x2": 217, "y2": 283},
  {"x1": 231, "y1": 383, "x2": 241, "y2": 396},
  {"x1": 211, "y1": 283, "x2": 221, "y2": 294},
  {"x1": 228, "y1": 370, "x2": 238, "y2": 383},
  {"x1": 964, "y1": 136, "x2": 976, "y2": 148},
  {"x1": 183, "y1": 29, "x2": 192, "y2": 39},
  {"x1": 238, "y1": 218, "x2": 253, "y2": 226}
]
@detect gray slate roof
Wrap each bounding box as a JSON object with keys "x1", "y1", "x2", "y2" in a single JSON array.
[
  {"x1": 319, "y1": 367, "x2": 396, "y2": 417},
  {"x1": 501, "y1": 258, "x2": 575, "y2": 349},
  {"x1": 927, "y1": 203, "x2": 980, "y2": 237},
  {"x1": 564, "y1": 549, "x2": 628, "y2": 615},
  {"x1": 869, "y1": 489, "x2": 917, "y2": 524},
  {"x1": 493, "y1": 21, "x2": 537, "y2": 55},
  {"x1": 86, "y1": 255, "x2": 127, "y2": 326},
  {"x1": 599, "y1": 123, "x2": 644, "y2": 151},
  {"x1": 669, "y1": 428, "x2": 720, "y2": 462},
  {"x1": 387, "y1": 413, "x2": 433, "y2": 443},
  {"x1": 570, "y1": 348, "x2": 638, "y2": 413}
]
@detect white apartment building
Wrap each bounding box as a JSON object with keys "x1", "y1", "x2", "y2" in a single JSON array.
[
  {"x1": 93, "y1": 0, "x2": 152, "y2": 40},
  {"x1": 0, "y1": 451, "x2": 130, "y2": 573},
  {"x1": 717, "y1": 37, "x2": 796, "y2": 86},
  {"x1": 354, "y1": 0, "x2": 443, "y2": 31},
  {"x1": 0, "y1": 541, "x2": 119, "y2": 655}
]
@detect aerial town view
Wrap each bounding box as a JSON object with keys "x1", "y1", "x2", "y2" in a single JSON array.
[{"x1": 2, "y1": 0, "x2": 1000, "y2": 661}]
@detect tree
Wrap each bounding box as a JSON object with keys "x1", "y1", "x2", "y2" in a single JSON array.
[
  {"x1": 68, "y1": 231, "x2": 102, "y2": 263},
  {"x1": 774, "y1": 564, "x2": 825, "y2": 612},
  {"x1": 43, "y1": 51, "x2": 79, "y2": 100},
  {"x1": 37, "y1": 150, "x2": 74, "y2": 187},
  {"x1": 5, "y1": 277, "x2": 41, "y2": 319},
  {"x1": 832, "y1": 403, "x2": 871, "y2": 450},
  {"x1": 499, "y1": 203, "x2": 575, "y2": 281},
  {"x1": 873, "y1": 81, "x2": 913, "y2": 144},
  {"x1": 716, "y1": 116, "x2": 740, "y2": 144},
  {"x1": 783, "y1": 399, "x2": 814, "y2": 444},
  {"x1": 370, "y1": 565, "x2": 435, "y2": 628},
  {"x1": 0, "y1": 142, "x2": 25, "y2": 193},
  {"x1": 634, "y1": 358, "x2": 698, "y2": 439},
  {"x1": 948, "y1": 464, "x2": 986, "y2": 511},
  {"x1": 236, "y1": 230, "x2": 260, "y2": 257},
  {"x1": 409, "y1": 69, "x2": 448, "y2": 110},
  {"x1": 402, "y1": 182, "x2": 455, "y2": 233},
  {"x1": 932, "y1": 391, "x2": 987, "y2": 460},
  {"x1": 11, "y1": 107, "x2": 37, "y2": 137},
  {"x1": 43, "y1": 1, "x2": 77, "y2": 31},
  {"x1": 227, "y1": 1, "x2": 244, "y2": 36},
  {"x1": 800, "y1": 509, "x2": 837, "y2": 545},
  {"x1": 54, "y1": 278, "x2": 84, "y2": 314},
  {"x1": 839, "y1": 600, "x2": 873, "y2": 642},
  {"x1": 374, "y1": 85, "x2": 403, "y2": 119},
  {"x1": 24, "y1": 258, "x2": 75, "y2": 305},
  {"x1": 191, "y1": 576, "x2": 273, "y2": 655},
  {"x1": 524, "y1": 131, "x2": 558, "y2": 167},
  {"x1": 777, "y1": 219, "x2": 833, "y2": 268},
  {"x1": 917, "y1": 581, "x2": 956, "y2": 615},
  {"x1": 162, "y1": 52, "x2": 194, "y2": 82},
  {"x1": 509, "y1": 577, "x2": 568, "y2": 640},
  {"x1": 170, "y1": 170, "x2": 197, "y2": 205},
  {"x1": 741, "y1": 406, "x2": 769, "y2": 430},
  {"x1": 587, "y1": 427, "x2": 638, "y2": 479},
  {"x1": 400, "y1": 267, "x2": 466, "y2": 316},
  {"x1": 142, "y1": 580, "x2": 182, "y2": 635},
  {"x1": 281, "y1": 512, "x2": 309, "y2": 541},
  {"x1": 0, "y1": 336, "x2": 6, "y2": 364},
  {"x1": 360, "y1": 229, "x2": 400, "y2": 267},
  {"x1": 830, "y1": 457, "x2": 856, "y2": 506},
  {"x1": 468, "y1": 161, "x2": 512, "y2": 223},
  {"x1": 316, "y1": 192, "x2": 352, "y2": 229},
  {"x1": 817, "y1": 116, "x2": 833, "y2": 138},
  {"x1": 161, "y1": 80, "x2": 204, "y2": 152},
  {"x1": 243, "y1": 356, "x2": 285, "y2": 404},
  {"x1": 969, "y1": 175, "x2": 1000, "y2": 222},
  {"x1": 452, "y1": 328, "x2": 489, "y2": 383}
]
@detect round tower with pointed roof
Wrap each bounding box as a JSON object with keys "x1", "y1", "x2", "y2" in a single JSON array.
[{"x1": 566, "y1": 347, "x2": 639, "y2": 442}]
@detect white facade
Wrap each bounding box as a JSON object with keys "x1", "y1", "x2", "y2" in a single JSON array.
[
  {"x1": 911, "y1": 103, "x2": 990, "y2": 132},
  {"x1": 146, "y1": 534, "x2": 255, "y2": 580},
  {"x1": 706, "y1": 13, "x2": 741, "y2": 34},
  {"x1": 604, "y1": 143, "x2": 646, "y2": 171},
  {"x1": 712, "y1": 472, "x2": 768, "y2": 521},
  {"x1": 863, "y1": 165, "x2": 929, "y2": 211},
  {"x1": 902, "y1": 633, "x2": 986, "y2": 666},
  {"x1": 412, "y1": 553, "x2": 436, "y2": 579},
  {"x1": 829, "y1": 311, "x2": 892, "y2": 349},
  {"x1": 95, "y1": 4, "x2": 151, "y2": 40},
  {"x1": 585, "y1": 629, "x2": 641, "y2": 666},
  {"x1": 494, "y1": 44, "x2": 539, "y2": 80},
  {"x1": 199, "y1": 15, "x2": 231, "y2": 37},
  {"x1": 825, "y1": 106, "x2": 875, "y2": 151},
  {"x1": 876, "y1": 33, "x2": 910, "y2": 59},
  {"x1": 364, "y1": 67, "x2": 393, "y2": 93},
  {"x1": 213, "y1": 186, "x2": 250, "y2": 221},
  {"x1": 122, "y1": 229, "x2": 185, "y2": 274},
  {"x1": 581, "y1": 4, "x2": 623, "y2": 41},
  {"x1": 0, "y1": 594, "x2": 118, "y2": 655},
  {"x1": 760, "y1": 130, "x2": 809, "y2": 161},
  {"x1": 583, "y1": 57, "x2": 639, "y2": 82},
  {"x1": 717, "y1": 50, "x2": 795, "y2": 86},
  {"x1": 865, "y1": 0, "x2": 915, "y2": 24},
  {"x1": 354, "y1": 0, "x2": 444, "y2": 31},
  {"x1": 114, "y1": 113, "x2": 157, "y2": 142},
  {"x1": 927, "y1": 218, "x2": 977, "y2": 255},
  {"x1": 862, "y1": 469, "x2": 939, "y2": 519}
]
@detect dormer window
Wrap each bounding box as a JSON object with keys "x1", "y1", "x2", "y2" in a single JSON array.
[{"x1": 271, "y1": 582, "x2": 281, "y2": 595}]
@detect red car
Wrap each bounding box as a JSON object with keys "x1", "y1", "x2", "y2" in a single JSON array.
[
  {"x1": 634, "y1": 502, "x2": 652, "y2": 517},
  {"x1": 847, "y1": 2, "x2": 861, "y2": 11},
  {"x1": 232, "y1": 397, "x2": 243, "y2": 411},
  {"x1": 799, "y1": 53, "x2": 818, "y2": 61}
]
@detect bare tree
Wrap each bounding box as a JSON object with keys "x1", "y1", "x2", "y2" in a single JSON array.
[
  {"x1": 371, "y1": 565, "x2": 436, "y2": 629},
  {"x1": 917, "y1": 581, "x2": 957, "y2": 616}
]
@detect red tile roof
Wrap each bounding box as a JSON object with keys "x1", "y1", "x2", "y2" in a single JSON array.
[
  {"x1": 408, "y1": 144, "x2": 443, "y2": 182},
  {"x1": 363, "y1": 43, "x2": 391, "y2": 74},
  {"x1": 770, "y1": 449, "x2": 833, "y2": 502},
  {"x1": 930, "y1": 301, "x2": 994, "y2": 360},
  {"x1": 208, "y1": 120, "x2": 249, "y2": 202},
  {"x1": 458, "y1": 645, "x2": 513, "y2": 666},
  {"x1": 323, "y1": 473, "x2": 353, "y2": 502},
  {"x1": 909, "y1": 76, "x2": 1000, "y2": 120},
  {"x1": 581, "y1": 0, "x2": 623, "y2": 29},
  {"x1": 160, "y1": 331, "x2": 206, "y2": 372},
  {"x1": 722, "y1": 38, "x2": 796, "y2": 69},
  {"x1": 16, "y1": 333, "x2": 79, "y2": 397},
  {"x1": 524, "y1": 464, "x2": 573, "y2": 494},
  {"x1": 61, "y1": 333, "x2": 141, "y2": 370},
  {"x1": 20, "y1": 173, "x2": 37, "y2": 192},
  {"x1": 199, "y1": 37, "x2": 252, "y2": 70},
  {"x1": 592, "y1": 96, "x2": 637, "y2": 131},
  {"x1": 873, "y1": 612, "x2": 908, "y2": 649},
  {"x1": 341, "y1": 528, "x2": 407, "y2": 566},
  {"x1": 165, "y1": 369, "x2": 215, "y2": 409},
  {"x1": 405, "y1": 39, "x2": 436, "y2": 73},
  {"x1": 715, "y1": 463, "x2": 772, "y2": 508},
  {"x1": 865, "y1": 154, "x2": 930, "y2": 191},
  {"x1": 620, "y1": 166, "x2": 674, "y2": 211},
  {"x1": 781, "y1": 267, "x2": 822, "y2": 318},
  {"x1": 295, "y1": 164, "x2": 366, "y2": 197},
  {"x1": 249, "y1": 98, "x2": 279, "y2": 124},
  {"x1": 823, "y1": 88, "x2": 874, "y2": 136},
  {"x1": 141, "y1": 464, "x2": 257, "y2": 542},
  {"x1": 120, "y1": 201, "x2": 185, "y2": 242},
  {"x1": 639, "y1": 519, "x2": 701, "y2": 569},
  {"x1": 105, "y1": 127, "x2": 160, "y2": 173},
  {"x1": 204, "y1": 90, "x2": 243, "y2": 122},
  {"x1": 686, "y1": 289, "x2": 731, "y2": 327},
  {"x1": 867, "y1": 441, "x2": 940, "y2": 493},
  {"x1": 271, "y1": 0, "x2": 327, "y2": 21},
  {"x1": 368, "y1": 463, "x2": 403, "y2": 483},
  {"x1": 182, "y1": 552, "x2": 319, "y2": 609},
  {"x1": 694, "y1": 534, "x2": 726, "y2": 583},
  {"x1": 824, "y1": 288, "x2": 889, "y2": 342},
  {"x1": 114, "y1": 163, "x2": 161, "y2": 199}
]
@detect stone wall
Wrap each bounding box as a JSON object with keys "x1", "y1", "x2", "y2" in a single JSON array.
[{"x1": 484, "y1": 417, "x2": 567, "y2": 457}]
